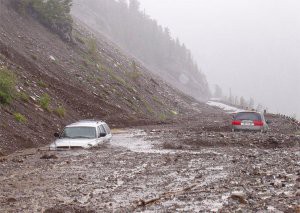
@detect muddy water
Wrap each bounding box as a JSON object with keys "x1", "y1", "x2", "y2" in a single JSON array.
[
  {"x1": 1, "y1": 129, "x2": 298, "y2": 212},
  {"x1": 0, "y1": 129, "x2": 236, "y2": 212}
]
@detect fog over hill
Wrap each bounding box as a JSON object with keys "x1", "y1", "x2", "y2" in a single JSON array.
[
  {"x1": 139, "y1": 0, "x2": 300, "y2": 119},
  {"x1": 72, "y1": 0, "x2": 211, "y2": 101}
]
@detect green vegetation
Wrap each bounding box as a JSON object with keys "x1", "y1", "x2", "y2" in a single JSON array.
[
  {"x1": 18, "y1": 91, "x2": 30, "y2": 102},
  {"x1": 159, "y1": 113, "x2": 167, "y2": 121},
  {"x1": 14, "y1": 112, "x2": 27, "y2": 123},
  {"x1": 74, "y1": 33, "x2": 85, "y2": 44},
  {"x1": 31, "y1": 54, "x2": 38, "y2": 60},
  {"x1": 127, "y1": 61, "x2": 142, "y2": 80},
  {"x1": 153, "y1": 96, "x2": 164, "y2": 106},
  {"x1": 54, "y1": 106, "x2": 66, "y2": 118},
  {"x1": 38, "y1": 93, "x2": 51, "y2": 111},
  {"x1": 37, "y1": 80, "x2": 47, "y2": 88},
  {"x1": 96, "y1": 64, "x2": 105, "y2": 72},
  {"x1": 0, "y1": 67, "x2": 16, "y2": 105},
  {"x1": 127, "y1": 70, "x2": 141, "y2": 80},
  {"x1": 96, "y1": 77, "x2": 102, "y2": 83},
  {"x1": 142, "y1": 99, "x2": 154, "y2": 114},
  {"x1": 110, "y1": 73, "x2": 126, "y2": 85},
  {"x1": 170, "y1": 110, "x2": 178, "y2": 116},
  {"x1": 87, "y1": 37, "x2": 97, "y2": 56},
  {"x1": 17, "y1": 0, "x2": 73, "y2": 41}
]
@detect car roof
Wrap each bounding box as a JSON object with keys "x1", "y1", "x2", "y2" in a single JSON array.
[{"x1": 66, "y1": 120, "x2": 106, "y2": 128}]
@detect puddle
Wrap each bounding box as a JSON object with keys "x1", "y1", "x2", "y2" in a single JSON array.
[
  {"x1": 112, "y1": 129, "x2": 224, "y2": 156},
  {"x1": 112, "y1": 130, "x2": 153, "y2": 153}
]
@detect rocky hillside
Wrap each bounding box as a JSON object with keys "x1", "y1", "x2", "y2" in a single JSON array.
[
  {"x1": 0, "y1": 0, "x2": 198, "y2": 154},
  {"x1": 72, "y1": 0, "x2": 210, "y2": 101}
]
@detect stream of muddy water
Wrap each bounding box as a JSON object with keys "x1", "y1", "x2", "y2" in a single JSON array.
[{"x1": 0, "y1": 129, "x2": 299, "y2": 212}]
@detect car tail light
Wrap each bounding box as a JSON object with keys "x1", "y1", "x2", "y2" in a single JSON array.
[
  {"x1": 254, "y1": 120, "x2": 263, "y2": 126},
  {"x1": 232, "y1": 120, "x2": 241, "y2": 125}
]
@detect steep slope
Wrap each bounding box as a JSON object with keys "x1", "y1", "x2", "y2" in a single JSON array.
[
  {"x1": 71, "y1": 0, "x2": 211, "y2": 101},
  {"x1": 0, "y1": 0, "x2": 197, "y2": 154}
]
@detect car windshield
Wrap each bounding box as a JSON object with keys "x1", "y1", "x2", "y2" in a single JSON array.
[
  {"x1": 234, "y1": 112, "x2": 262, "y2": 121},
  {"x1": 61, "y1": 127, "x2": 96, "y2": 139}
]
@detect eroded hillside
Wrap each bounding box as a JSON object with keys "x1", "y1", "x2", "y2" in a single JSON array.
[{"x1": 0, "y1": 0, "x2": 197, "y2": 154}]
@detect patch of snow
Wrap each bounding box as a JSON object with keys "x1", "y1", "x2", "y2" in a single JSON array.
[{"x1": 207, "y1": 101, "x2": 244, "y2": 114}]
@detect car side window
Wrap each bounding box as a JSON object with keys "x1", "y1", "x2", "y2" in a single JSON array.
[
  {"x1": 97, "y1": 125, "x2": 106, "y2": 137},
  {"x1": 104, "y1": 124, "x2": 111, "y2": 134}
]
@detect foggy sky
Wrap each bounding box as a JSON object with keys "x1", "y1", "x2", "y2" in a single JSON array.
[{"x1": 139, "y1": 0, "x2": 300, "y2": 118}]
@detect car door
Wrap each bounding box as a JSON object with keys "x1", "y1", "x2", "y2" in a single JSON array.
[
  {"x1": 103, "y1": 123, "x2": 112, "y2": 142},
  {"x1": 97, "y1": 125, "x2": 106, "y2": 144}
]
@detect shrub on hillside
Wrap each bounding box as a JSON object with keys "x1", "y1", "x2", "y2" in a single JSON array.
[
  {"x1": 16, "y1": 0, "x2": 73, "y2": 42},
  {"x1": 0, "y1": 67, "x2": 16, "y2": 104},
  {"x1": 87, "y1": 37, "x2": 97, "y2": 56},
  {"x1": 54, "y1": 106, "x2": 66, "y2": 118},
  {"x1": 14, "y1": 112, "x2": 27, "y2": 123},
  {"x1": 18, "y1": 91, "x2": 30, "y2": 102},
  {"x1": 38, "y1": 93, "x2": 51, "y2": 111}
]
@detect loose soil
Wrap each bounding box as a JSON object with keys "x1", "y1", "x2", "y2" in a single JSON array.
[{"x1": 0, "y1": 105, "x2": 299, "y2": 212}]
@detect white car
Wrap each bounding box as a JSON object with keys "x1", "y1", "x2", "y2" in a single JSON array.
[{"x1": 50, "y1": 120, "x2": 112, "y2": 150}]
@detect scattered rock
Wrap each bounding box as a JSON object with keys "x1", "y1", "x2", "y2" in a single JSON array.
[
  {"x1": 267, "y1": 136, "x2": 279, "y2": 144},
  {"x1": 230, "y1": 191, "x2": 248, "y2": 204},
  {"x1": 40, "y1": 154, "x2": 58, "y2": 159},
  {"x1": 12, "y1": 158, "x2": 24, "y2": 163},
  {"x1": 6, "y1": 198, "x2": 17, "y2": 203},
  {"x1": 49, "y1": 55, "x2": 56, "y2": 61},
  {"x1": 295, "y1": 206, "x2": 300, "y2": 213}
]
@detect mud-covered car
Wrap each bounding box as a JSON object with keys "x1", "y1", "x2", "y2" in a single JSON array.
[
  {"x1": 50, "y1": 120, "x2": 112, "y2": 150},
  {"x1": 232, "y1": 111, "x2": 270, "y2": 132}
]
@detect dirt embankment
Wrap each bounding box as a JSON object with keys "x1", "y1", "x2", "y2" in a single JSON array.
[{"x1": 0, "y1": 0, "x2": 199, "y2": 155}]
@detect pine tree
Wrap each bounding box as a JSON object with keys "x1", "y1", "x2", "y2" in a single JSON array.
[
  {"x1": 249, "y1": 97, "x2": 254, "y2": 109},
  {"x1": 240, "y1": 97, "x2": 246, "y2": 108},
  {"x1": 214, "y1": 84, "x2": 223, "y2": 98},
  {"x1": 129, "y1": 0, "x2": 140, "y2": 12}
]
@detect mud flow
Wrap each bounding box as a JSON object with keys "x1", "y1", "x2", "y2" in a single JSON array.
[{"x1": 0, "y1": 128, "x2": 299, "y2": 212}]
